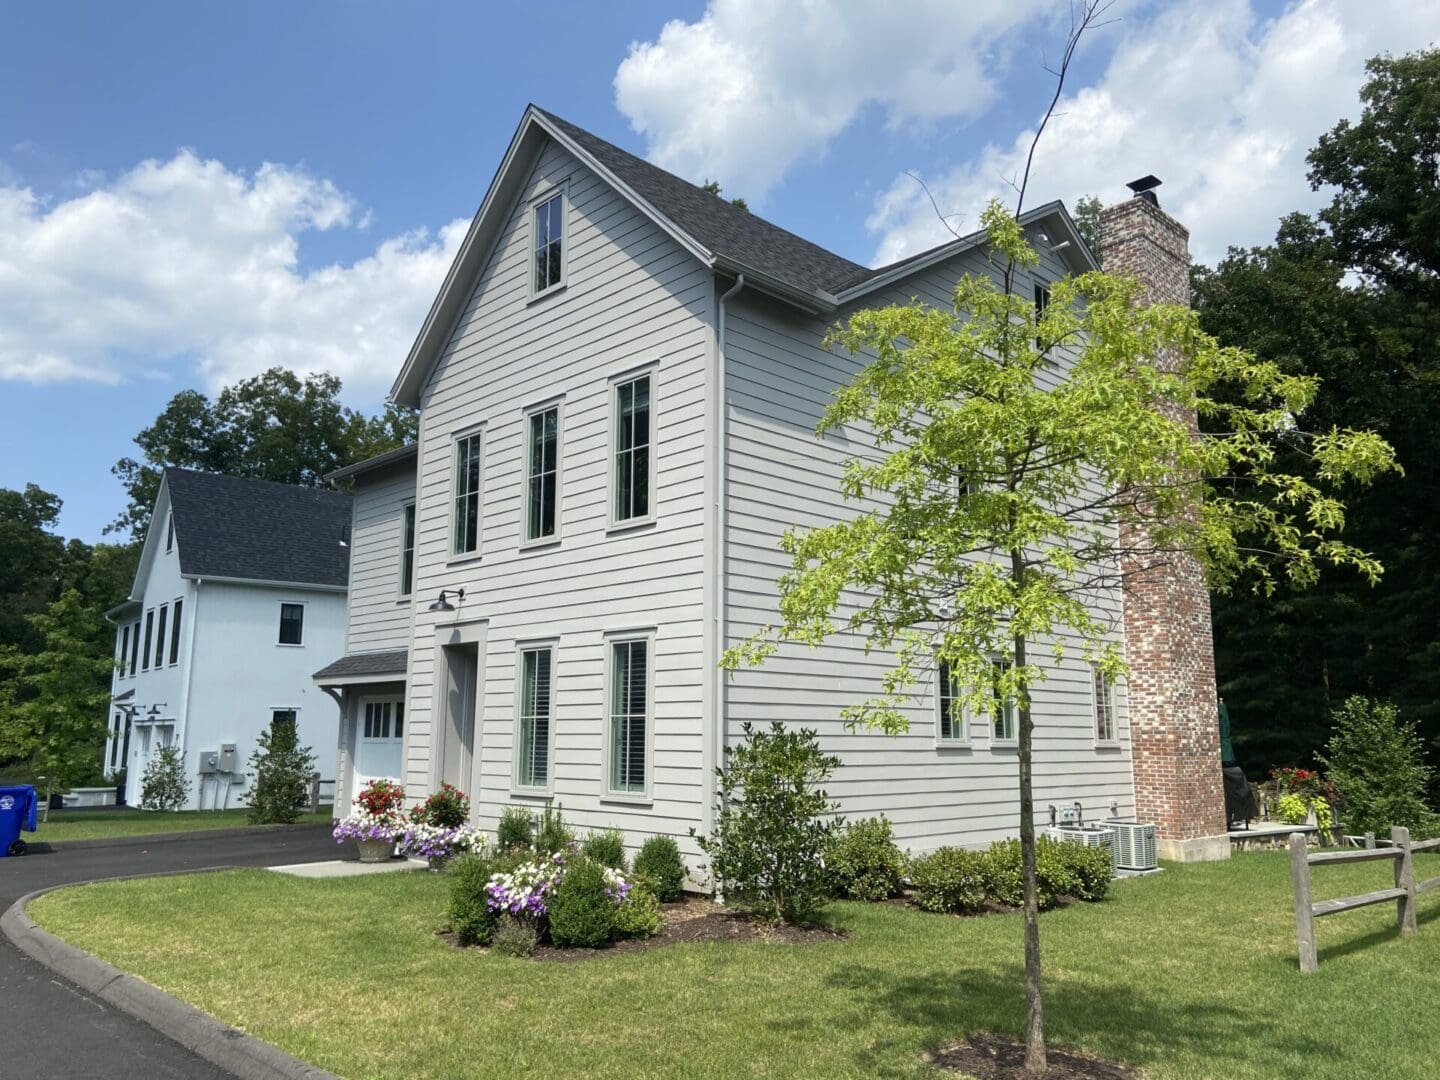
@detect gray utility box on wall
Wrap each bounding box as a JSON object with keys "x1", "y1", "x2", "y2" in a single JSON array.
[{"x1": 199, "y1": 744, "x2": 240, "y2": 774}]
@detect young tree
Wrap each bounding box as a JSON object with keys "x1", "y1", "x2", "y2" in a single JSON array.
[
  {"x1": 723, "y1": 198, "x2": 1395, "y2": 1070},
  {"x1": 247, "y1": 717, "x2": 317, "y2": 824}
]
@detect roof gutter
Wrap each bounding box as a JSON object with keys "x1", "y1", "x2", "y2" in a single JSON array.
[{"x1": 711, "y1": 254, "x2": 835, "y2": 314}]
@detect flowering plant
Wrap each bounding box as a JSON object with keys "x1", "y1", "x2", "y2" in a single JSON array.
[
  {"x1": 333, "y1": 779, "x2": 409, "y2": 845},
  {"x1": 411, "y1": 783, "x2": 470, "y2": 828},
  {"x1": 486, "y1": 852, "x2": 566, "y2": 918},
  {"x1": 398, "y1": 821, "x2": 484, "y2": 860},
  {"x1": 354, "y1": 778, "x2": 407, "y2": 819}
]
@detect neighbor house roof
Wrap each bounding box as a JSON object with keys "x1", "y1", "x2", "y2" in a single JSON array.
[
  {"x1": 312, "y1": 649, "x2": 410, "y2": 685},
  {"x1": 165, "y1": 468, "x2": 353, "y2": 588},
  {"x1": 324, "y1": 442, "x2": 418, "y2": 483}
]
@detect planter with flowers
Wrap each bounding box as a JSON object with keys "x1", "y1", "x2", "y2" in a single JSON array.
[
  {"x1": 333, "y1": 778, "x2": 407, "y2": 862},
  {"x1": 400, "y1": 782, "x2": 480, "y2": 870}
]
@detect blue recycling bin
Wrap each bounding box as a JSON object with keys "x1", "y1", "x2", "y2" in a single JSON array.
[{"x1": 0, "y1": 784, "x2": 38, "y2": 856}]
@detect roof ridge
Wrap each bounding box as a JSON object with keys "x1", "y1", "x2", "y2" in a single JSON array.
[{"x1": 165, "y1": 465, "x2": 354, "y2": 501}]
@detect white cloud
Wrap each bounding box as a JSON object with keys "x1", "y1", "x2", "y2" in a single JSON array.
[
  {"x1": 614, "y1": 0, "x2": 1053, "y2": 200},
  {"x1": 867, "y1": 0, "x2": 1440, "y2": 266},
  {"x1": 0, "y1": 151, "x2": 466, "y2": 394}
]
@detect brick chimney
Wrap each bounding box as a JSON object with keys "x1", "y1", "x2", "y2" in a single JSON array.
[{"x1": 1099, "y1": 182, "x2": 1230, "y2": 862}]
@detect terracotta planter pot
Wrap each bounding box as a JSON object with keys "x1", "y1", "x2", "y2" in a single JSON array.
[{"x1": 356, "y1": 837, "x2": 395, "y2": 864}]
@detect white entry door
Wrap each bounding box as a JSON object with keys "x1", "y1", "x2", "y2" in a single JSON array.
[{"x1": 355, "y1": 697, "x2": 405, "y2": 790}]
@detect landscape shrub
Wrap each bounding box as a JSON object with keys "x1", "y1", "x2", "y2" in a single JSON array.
[
  {"x1": 632, "y1": 835, "x2": 687, "y2": 901},
  {"x1": 140, "y1": 745, "x2": 190, "y2": 811},
  {"x1": 613, "y1": 885, "x2": 663, "y2": 938},
  {"x1": 491, "y1": 915, "x2": 538, "y2": 957},
  {"x1": 582, "y1": 827, "x2": 627, "y2": 870},
  {"x1": 1056, "y1": 841, "x2": 1113, "y2": 903},
  {"x1": 983, "y1": 839, "x2": 1070, "y2": 911},
  {"x1": 245, "y1": 719, "x2": 316, "y2": 824},
  {"x1": 411, "y1": 783, "x2": 470, "y2": 828},
  {"x1": 828, "y1": 816, "x2": 906, "y2": 901},
  {"x1": 908, "y1": 847, "x2": 987, "y2": 914},
  {"x1": 447, "y1": 852, "x2": 496, "y2": 946},
  {"x1": 547, "y1": 857, "x2": 617, "y2": 948},
  {"x1": 1318, "y1": 696, "x2": 1440, "y2": 838},
  {"x1": 496, "y1": 807, "x2": 534, "y2": 851},
  {"x1": 534, "y1": 801, "x2": 575, "y2": 855},
  {"x1": 694, "y1": 722, "x2": 842, "y2": 924}
]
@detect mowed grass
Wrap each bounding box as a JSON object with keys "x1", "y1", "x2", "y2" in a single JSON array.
[
  {"x1": 32, "y1": 807, "x2": 334, "y2": 843},
  {"x1": 30, "y1": 852, "x2": 1440, "y2": 1080}
]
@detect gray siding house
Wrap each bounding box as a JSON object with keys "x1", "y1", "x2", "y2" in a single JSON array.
[{"x1": 316, "y1": 106, "x2": 1226, "y2": 867}]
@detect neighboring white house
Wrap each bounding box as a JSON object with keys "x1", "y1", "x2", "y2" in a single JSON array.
[
  {"x1": 105, "y1": 468, "x2": 351, "y2": 810},
  {"x1": 316, "y1": 105, "x2": 1229, "y2": 867}
]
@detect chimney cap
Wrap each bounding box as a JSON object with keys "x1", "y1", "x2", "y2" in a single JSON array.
[{"x1": 1126, "y1": 175, "x2": 1162, "y2": 194}]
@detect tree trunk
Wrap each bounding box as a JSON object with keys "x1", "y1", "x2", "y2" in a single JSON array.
[{"x1": 1013, "y1": 581, "x2": 1046, "y2": 1073}]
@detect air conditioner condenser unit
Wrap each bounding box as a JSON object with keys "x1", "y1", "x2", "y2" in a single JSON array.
[{"x1": 1107, "y1": 821, "x2": 1158, "y2": 871}]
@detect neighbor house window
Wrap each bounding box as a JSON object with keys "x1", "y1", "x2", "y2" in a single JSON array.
[
  {"x1": 608, "y1": 636, "x2": 651, "y2": 795},
  {"x1": 990, "y1": 656, "x2": 1016, "y2": 743},
  {"x1": 271, "y1": 709, "x2": 297, "y2": 736},
  {"x1": 141, "y1": 610, "x2": 154, "y2": 671},
  {"x1": 119, "y1": 625, "x2": 130, "y2": 679},
  {"x1": 452, "y1": 431, "x2": 483, "y2": 556},
  {"x1": 1093, "y1": 664, "x2": 1116, "y2": 743},
  {"x1": 532, "y1": 191, "x2": 564, "y2": 294},
  {"x1": 613, "y1": 373, "x2": 652, "y2": 524},
  {"x1": 399, "y1": 503, "x2": 416, "y2": 597},
  {"x1": 938, "y1": 661, "x2": 965, "y2": 743},
  {"x1": 165, "y1": 513, "x2": 175, "y2": 553},
  {"x1": 1034, "y1": 281, "x2": 1050, "y2": 351},
  {"x1": 168, "y1": 600, "x2": 183, "y2": 665},
  {"x1": 129, "y1": 620, "x2": 140, "y2": 676},
  {"x1": 153, "y1": 604, "x2": 168, "y2": 669},
  {"x1": 525, "y1": 406, "x2": 560, "y2": 542},
  {"x1": 516, "y1": 645, "x2": 554, "y2": 789},
  {"x1": 278, "y1": 603, "x2": 305, "y2": 645}
]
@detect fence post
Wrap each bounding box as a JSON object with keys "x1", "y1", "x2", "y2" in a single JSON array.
[
  {"x1": 1289, "y1": 832, "x2": 1318, "y2": 973},
  {"x1": 309, "y1": 772, "x2": 321, "y2": 815},
  {"x1": 1364, "y1": 831, "x2": 1376, "y2": 850},
  {"x1": 1392, "y1": 826, "x2": 1418, "y2": 936}
]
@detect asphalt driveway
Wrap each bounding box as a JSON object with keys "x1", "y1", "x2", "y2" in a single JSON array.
[{"x1": 0, "y1": 824, "x2": 340, "y2": 1079}]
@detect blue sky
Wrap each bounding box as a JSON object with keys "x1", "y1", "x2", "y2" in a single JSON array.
[{"x1": 2, "y1": 1, "x2": 1434, "y2": 542}]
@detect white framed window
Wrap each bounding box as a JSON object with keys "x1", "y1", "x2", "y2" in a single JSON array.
[
  {"x1": 522, "y1": 402, "x2": 562, "y2": 544},
  {"x1": 452, "y1": 429, "x2": 484, "y2": 557},
  {"x1": 141, "y1": 609, "x2": 154, "y2": 672},
  {"x1": 1034, "y1": 279, "x2": 1051, "y2": 352},
  {"x1": 1092, "y1": 664, "x2": 1117, "y2": 744},
  {"x1": 129, "y1": 619, "x2": 140, "y2": 676},
  {"x1": 990, "y1": 655, "x2": 1017, "y2": 744},
  {"x1": 278, "y1": 602, "x2": 305, "y2": 646},
  {"x1": 399, "y1": 503, "x2": 416, "y2": 597},
  {"x1": 362, "y1": 699, "x2": 404, "y2": 740},
  {"x1": 153, "y1": 603, "x2": 168, "y2": 669},
  {"x1": 606, "y1": 631, "x2": 654, "y2": 798},
  {"x1": 168, "y1": 598, "x2": 183, "y2": 665},
  {"x1": 118, "y1": 624, "x2": 130, "y2": 679},
  {"x1": 610, "y1": 370, "x2": 655, "y2": 528},
  {"x1": 165, "y1": 513, "x2": 175, "y2": 553},
  {"x1": 936, "y1": 660, "x2": 967, "y2": 745},
  {"x1": 530, "y1": 189, "x2": 566, "y2": 296},
  {"x1": 271, "y1": 708, "x2": 298, "y2": 736},
  {"x1": 515, "y1": 643, "x2": 555, "y2": 790}
]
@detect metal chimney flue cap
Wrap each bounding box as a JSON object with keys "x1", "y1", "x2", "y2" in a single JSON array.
[{"x1": 1127, "y1": 175, "x2": 1162, "y2": 206}]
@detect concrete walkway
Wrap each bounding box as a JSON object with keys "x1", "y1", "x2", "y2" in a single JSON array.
[{"x1": 0, "y1": 824, "x2": 340, "y2": 1079}]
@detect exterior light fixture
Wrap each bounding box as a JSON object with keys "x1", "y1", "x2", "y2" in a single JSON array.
[{"x1": 429, "y1": 588, "x2": 465, "y2": 613}]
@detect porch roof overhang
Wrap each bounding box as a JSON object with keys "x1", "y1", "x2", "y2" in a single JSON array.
[{"x1": 312, "y1": 649, "x2": 410, "y2": 688}]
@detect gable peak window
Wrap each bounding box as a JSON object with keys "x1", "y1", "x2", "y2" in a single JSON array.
[
  {"x1": 532, "y1": 191, "x2": 565, "y2": 294},
  {"x1": 278, "y1": 602, "x2": 305, "y2": 646},
  {"x1": 165, "y1": 513, "x2": 175, "y2": 553},
  {"x1": 613, "y1": 373, "x2": 653, "y2": 525},
  {"x1": 453, "y1": 432, "x2": 483, "y2": 556},
  {"x1": 525, "y1": 406, "x2": 560, "y2": 542},
  {"x1": 1033, "y1": 280, "x2": 1050, "y2": 352}
]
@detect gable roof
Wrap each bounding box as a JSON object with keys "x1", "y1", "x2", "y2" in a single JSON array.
[
  {"x1": 390, "y1": 106, "x2": 1101, "y2": 406},
  {"x1": 164, "y1": 468, "x2": 353, "y2": 588}
]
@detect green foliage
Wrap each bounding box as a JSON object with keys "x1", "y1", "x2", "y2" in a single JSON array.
[
  {"x1": 581, "y1": 828, "x2": 627, "y2": 871},
  {"x1": 1318, "y1": 697, "x2": 1438, "y2": 838},
  {"x1": 1072, "y1": 194, "x2": 1104, "y2": 264},
  {"x1": 1056, "y1": 842, "x2": 1113, "y2": 903},
  {"x1": 693, "y1": 722, "x2": 841, "y2": 924},
  {"x1": 700, "y1": 179, "x2": 749, "y2": 212},
  {"x1": 246, "y1": 718, "x2": 316, "y2": 824},
  {"x1": 411, "y1": 783, "x2": 469, "y2": 828},
  {"x1": 547, "y1": 857, "x2": 615, "y2": 948},
  {"x1": 827, "y1": 817, "x2": 906, "y2": 901},
  {"x1": 490, "y1": 915, "x2": 538, "y2": 957},
  {"x1": 908, "y1": 847, "x2": 987, "y2": 914},
  {"x1": 447, "y1": 853, "x2": 496, "y2": 946},
  {"x1": 496, "y1": 807, "x2": 534, "y2": 852},
  {"x1": 533, "y1": 801, "x2": 574, "y2": 856},
  {"x1": 632, "y1": 835, "x2": 687, "y2": 902},
  {"x1": 1275, "y1": 793, "x2": 1312, "y2": 827},
  {"x1": 139, "y1": 745, "x2": 190, "y2": 811},
  {"x1": 613, "y1": 886, "x2": 663, "y2": 939}
]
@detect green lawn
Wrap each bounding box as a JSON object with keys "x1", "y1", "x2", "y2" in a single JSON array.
[
  {"x1": 30, "y1": 852, "x2": 1440, "y2": 1079},
  {"x1": 32, "y1": 807, "x2": 334, "y2": 844}
]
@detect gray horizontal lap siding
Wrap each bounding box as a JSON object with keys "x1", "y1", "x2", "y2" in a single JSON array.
[
  {"x1": 344, "y1": 466, "x2": 417, "y2": 655},
  {"x1": 723, "y1": 245, "x2": 1136, "y2": 856},
  {"x1": 406, "y1": 139, "x2": 711, "y2": 855}
]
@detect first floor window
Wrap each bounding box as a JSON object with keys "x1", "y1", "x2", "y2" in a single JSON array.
[
  {"x1": 399, "y1": 504, "x2": 416, "y2": 597},
  {"x1": 141, "y1": 611, "x2": 154, "y2": 671},
  {"x1": 1093, "y1": 665, "x2": 1116, "y2": 742},
  {"x1": 525, "y1": 406, "x2": 560, "y2": 541},
  {"x1": 613, "y1": 373, "x2": 652, "y2": 523},
  {"x1": 990, "y1": 656, "x2": 1016, "y2": 742},
  {"x1": 168, "y1": 599, "x2": 183, "y2": 664},
  {"x1": 271, "y1": 709, "x2": 297, "y2": 737},
  {"x1": 153, "y1": 604, "x2": 168, "y2": 669},
  {"x1": 453, "y1": 432, "x2": 482, "y2": 555},
  {"x1": 278, "y1": 603, "x2": 305, "y2": 645},
  {"x1": 608, "y1": 637, "x2": 649, "y2": 794},
  {"x1": 516, "y1": 646, "x2": 554, "y2": 788},
  {"x1": 938, "y1": 661, "x2": 965, "y2": 742}
]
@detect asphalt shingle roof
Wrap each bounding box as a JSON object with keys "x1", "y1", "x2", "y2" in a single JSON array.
[
  {"x1": 165, "y1": 468, "x2": 353, "y2": 587},
  {"x1": 312, "y1": 649, "x2": 409, "y2": 682}
]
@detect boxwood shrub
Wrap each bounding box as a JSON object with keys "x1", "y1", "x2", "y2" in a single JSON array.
[
  {"x1": 632, "y1": 835, "x2": 687, "y2": 901},
  {"x1": 908, "y1": 846, "x2": 987, "y2": 914},
  {"x1": 582, "y1": 828, "x2": 628, "y2": 871},
  {"x1": 447, "y1": 852, "x2": 496, "y2": 945},
  {"x1": 547, "y1": 857, "x2": 616, "y2": 948},
  {"x1": 828, "y1": 817, "x2": 907, "y2": 901}
]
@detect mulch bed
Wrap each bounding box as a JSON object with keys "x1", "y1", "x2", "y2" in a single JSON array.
[
  {"x1": 440, "y1": 896, "x2": 846, "y2": 962},
  {"x1": 929, "y1": 1033, "x2": 1137, "y2": 1079}
]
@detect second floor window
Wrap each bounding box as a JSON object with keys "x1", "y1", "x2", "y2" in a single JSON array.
[
  {"x1": 129, "y1": 620, "x2": 140, "y2": 676},
  {"x1": 1093, "y1": 664, "x2": 1116, "y2": 743},
  {"x1": 119, "y1": 624, "x2": 130, "y2": 678},
  {"x1": 278, "y1": 603, "x2": 305, "y2": 646},
  {"x1": 525, "y1": 406, "x2": 559, "y2": 542},
  {"x1": 169, "y1": 599, "x2": 183, "y2": 665},
  {"x1": 532, "y1": 191, "x2": 564, "y2": 294},
  {"x1": 399, "y1": 504, "x2": 416, "y2": 597},
  {"x1": 1034, "y1": 280, "x2": 1050, "y2": 351},
  {"x1": 453, "y1": 432, "x2": 482, "y2": 556},
  {"x1": 154, "y1": 604, "x2": 168, "y2": 669},
  {"x1": 613, "y1": 373, "x2": 652, "y2": 524},
  {"x1": 141, "y1": 611, "x2": 154, "y2": 672}
]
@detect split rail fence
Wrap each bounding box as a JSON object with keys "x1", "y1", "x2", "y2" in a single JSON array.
[{"x1": 1289, "y1": 826, "x2": 1440, "y2": 973}]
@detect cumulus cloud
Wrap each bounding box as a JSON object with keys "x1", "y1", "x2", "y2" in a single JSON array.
[
  {"x1": 867, "y1": 0, "x2": 1440, "y2": 266},
  {"x1": 0, "y1": 151, "x2": 466, "y2": 393},
  {"x1": 614, "y1": 0, "x2": 1053, "y2": 199}
]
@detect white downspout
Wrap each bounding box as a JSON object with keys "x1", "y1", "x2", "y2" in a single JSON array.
[{"x1": 176, "y1": 577, "x2": 202, "y2": 808}]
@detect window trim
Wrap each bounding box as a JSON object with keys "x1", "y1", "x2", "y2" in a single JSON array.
[
  {"x1": 989, "y1": 655, "x2": 1018, "y2": 747},
  {"x1": 519, "y1": 398, "x2": 564, "y2": 550},
  {"x1": 527, "y1": 184, "x2": 569, "y2": 300},
  {"x1": 153, "y1": 603, "x2": 168, "y2": 670},
  {"x1": 602, "y1": 628, "x2": 656, "y2": 803},
  {"x1": 398, "y1": 501, "x2": 416, "y2": 598},
  {"x1": 165, "y1": 512, "x2": 175, "y2": 553},
  {"x1": 1091, "y1": 662, "x2": 1119, "y2": 746},
  {"x1": 935, "y1": 660, "x2": 970, "y2": 748},
  {"x1": 129, "y1": 619, "x2": 140, "y2": 677},
  {"x1": 277, "y1": 601, "x2": 306, "y2": 647},
  {"x1": 168, "y1": 597, "x2": 183, "y2": 666},
  {"x1": 141, "y1": 609, "x2": 154, "y2": 672},
  {"x1": 270, "y1": 707, "x2": 299, "y2": 735},
  {"x1": 606, "y1": 365, "x2": 659, "y2": 533},
  {"x1": 449, "y1": 423, "x2": 486, "y2": 562},
  {"x1": 512, "y1": 639, "x2": 558, "y2": 794}
]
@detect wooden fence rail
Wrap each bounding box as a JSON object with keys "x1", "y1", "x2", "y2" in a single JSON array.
[{"x1": 1290, "y1": 827, "x2": 1440, "y2": 973}]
